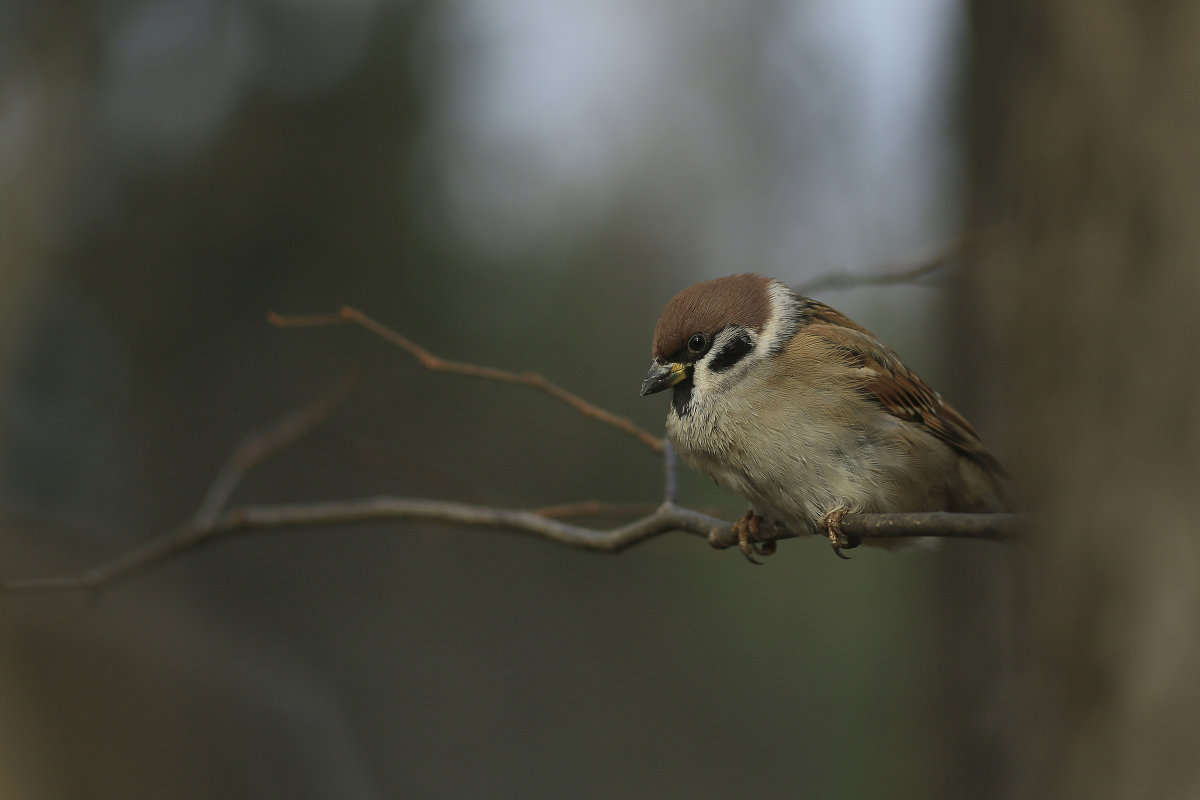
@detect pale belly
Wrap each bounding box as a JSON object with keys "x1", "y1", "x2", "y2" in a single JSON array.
[{"x1": 667, "y1": 404, "x2": 957, "y2": 535}]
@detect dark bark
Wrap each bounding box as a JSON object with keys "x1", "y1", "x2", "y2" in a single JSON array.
[{"x1": 962, "y1": 2, "x2": 1200, "y2": 797}]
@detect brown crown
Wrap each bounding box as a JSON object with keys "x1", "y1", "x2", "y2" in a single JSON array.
[{"x1": 651, "y1": 274, "x2": 773, "y2": 359}]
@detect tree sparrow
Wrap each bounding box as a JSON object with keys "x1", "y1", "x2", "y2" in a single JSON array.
[{"x1": 639, "y1": 274, "x2": 1007, "y2": 559}]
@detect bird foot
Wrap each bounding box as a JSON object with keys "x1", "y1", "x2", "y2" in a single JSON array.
[
  {"x1": 822, "y1": 507, "x2": 857, "y2": 560},
  {"x1": 731, "y1": 510, "x2": 776, "y2": 565}
]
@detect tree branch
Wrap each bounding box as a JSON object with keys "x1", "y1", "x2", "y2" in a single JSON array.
[
  {"x1": 267, "y1": 307, "x2": 665, "y2": 455},
  {"x1": 706, "y1": 510, "x2": 1020, "y2": 550},
  {"x1": 793, "y1": 240, "x2": 968, "y2": 295},
  {"x1": 193, "y1": 371, "x2": 358, "y2": 526},
  {"x1": 0, "y1": 497, "x2": 1019, "y2": 595},
  {"x1": 662, "y1": 440, "x2": 679, "y2": 505}
]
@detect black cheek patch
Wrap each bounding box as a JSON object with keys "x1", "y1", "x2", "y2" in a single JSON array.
[
  {"x1": 671, "y1": 380, "x2": 694, "y2": 416},
  {"x1": 708, "y1": 332, "x2": 754, "y2": 373}
]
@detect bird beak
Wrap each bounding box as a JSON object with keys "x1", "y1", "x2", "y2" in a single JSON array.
[{"x1": 640, "y1": 361, "x2": 689, "y2": 397}]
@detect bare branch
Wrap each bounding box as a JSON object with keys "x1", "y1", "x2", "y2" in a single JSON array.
[
  {"x1": 707, "y1": 511, "x2": 1021, "y2": 550},
  {"x1": 839, "y1": 511, "x2": 1020, "y2": 542},
  {"x1": 794, "y1": 241, "x2": 967, "y2": 296},
  {"x1": 268, "y1": 307, "x2": 664, "y2": 455},
  {"x1": 0, "y1": 497, "x2": 1020, "y2": 596},
  {"x1": 531, "y1": 501, "x2": 660, "y2": 519},
  {"x1": 0, "y1": 499, "x2": 722, "y2": 594},
  {"x1": 193, "y1": 372, "x2": 358, "y2": 526},
  {"x1": 662, "y1": 440, "x2": 679, "y2": 505}
]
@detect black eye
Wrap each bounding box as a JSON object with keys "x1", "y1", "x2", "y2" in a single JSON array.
[{"x1": 686, "y1": 333, "x2": 709, "y2": 355}]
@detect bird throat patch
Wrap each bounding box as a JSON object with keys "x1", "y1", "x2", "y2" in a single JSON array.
[{"x1": 671, "y1": 379, "x2": 694, "y2": 416}]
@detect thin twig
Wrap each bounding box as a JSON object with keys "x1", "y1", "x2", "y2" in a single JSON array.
[
  {"x1": 193, "y1": 372, "x2": 359, "y2": 526},
  {"x1": 532, "y1": 501, "x2": 660, "y2": 519},
  {"x1": 268, "y1": 307, "x2": 664, "y2": 455},
  {"x1": 309, "y1": 427, "x2": 512, "y2": 506},
  {"x1": 0, "y1": 498, "x2": 1020, "y2": 595},
  {"x1": 794, "y1": 242, "x2": 966, "y2": 296},
  {"x1": 662, "y1": 440, "x2": 679, "y2": 505}
]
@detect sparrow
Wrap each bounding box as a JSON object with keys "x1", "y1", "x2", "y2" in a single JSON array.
[{"x1": 639, "y1": 274, "x2": 1007, "y2": 560}]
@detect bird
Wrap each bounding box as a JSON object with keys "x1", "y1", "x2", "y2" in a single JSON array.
[{"x1": 639, "y1": 274, "x2": 1008, "y2": 560}]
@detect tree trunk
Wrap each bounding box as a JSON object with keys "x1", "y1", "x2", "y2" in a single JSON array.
[{"x1": 966, "y1": 2, "x2": 1200, "y2": 798}]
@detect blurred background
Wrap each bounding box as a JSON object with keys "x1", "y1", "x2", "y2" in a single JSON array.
[{"x1": 2, "y1": 1, "x2": 1197, "y2": 798}]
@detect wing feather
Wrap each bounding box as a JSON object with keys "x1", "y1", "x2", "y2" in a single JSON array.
[{"x1": 802, "y1": 299, "x2": 1006, "y2": 477}]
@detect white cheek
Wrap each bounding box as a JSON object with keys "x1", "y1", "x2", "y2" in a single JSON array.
[
  {"x1": 690, "y1": 358, "x2": 717, "y2": 398},
  {"x1": 689, "y1": 357, "x2": 722, "y2": 408}
]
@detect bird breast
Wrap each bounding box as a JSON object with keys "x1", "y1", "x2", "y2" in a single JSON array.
[{"x1": 665, "y1": 360, "x2": 961, "y2": 534}]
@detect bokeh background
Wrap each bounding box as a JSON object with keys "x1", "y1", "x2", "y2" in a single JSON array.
[{"x1": 2, "y1": 1, "x2": 1197, "y2": 798}]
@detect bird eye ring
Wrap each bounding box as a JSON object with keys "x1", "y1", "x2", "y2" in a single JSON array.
[{"x1": 687, "y1": 333, "x2": 709, "y2": 354}]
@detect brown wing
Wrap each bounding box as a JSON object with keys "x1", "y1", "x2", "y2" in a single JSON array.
[{"x1": 802, "y1": 299, "x2": 1006, "y2": 477}]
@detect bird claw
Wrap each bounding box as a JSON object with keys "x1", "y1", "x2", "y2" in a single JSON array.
[
  {"x1": 822, "y1": 507, "x2": 856, "y2": 560},
  {"x1": 732, "y1": 511, "x2": 775, "y2": 565}
]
